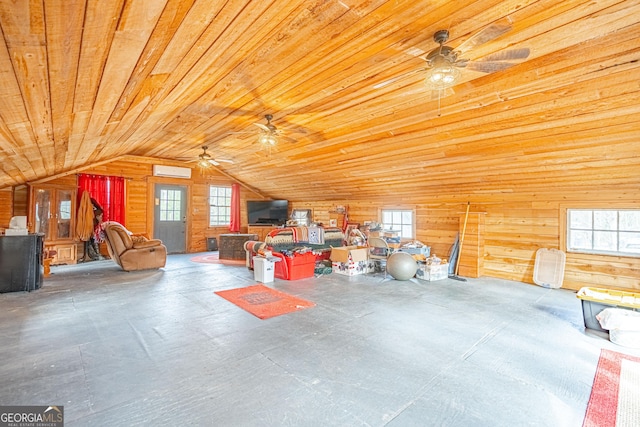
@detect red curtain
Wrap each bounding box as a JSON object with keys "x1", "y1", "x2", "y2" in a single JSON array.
[
  {"x1": 229, "y1": 183, "x2": 241, "y2": 232},
  {"x1": 78, "y1": 174, "x2": 126, "y2": 224}
]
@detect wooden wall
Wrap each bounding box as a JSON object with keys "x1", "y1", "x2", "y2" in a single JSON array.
[
  {"x1": 0, "y1": 188, "x2": 11, "y2": 229},
  {"x1": 292, "y1": 194, "x2": 640, "y2": 293},
  {"x1": 78, "y1": 158, "x2": 265, "y2": 253},
  {"x1": 1, "y1": 158, "x2": 638, "y2": 293},
  {"x1": 0, "y1": 158, "x2": 264, "y2": 254}
]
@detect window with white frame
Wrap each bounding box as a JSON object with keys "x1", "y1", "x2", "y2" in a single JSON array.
[
  {"x1": 567, "y1": 209, "x2": 640, "y2": 256},
  {"x1": 209, "y1": 186, "x2": 232, "y2": 226},
  {"x1": 381, "y1": 209, "x2": 414, "y2": 239}
]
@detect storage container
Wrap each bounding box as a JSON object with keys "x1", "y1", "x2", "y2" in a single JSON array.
[
  {"x1": 253, "y1": 256, "x2": 276, "y2": 283},
  {"x1": 596, "y1": 308, "x2": 640, "y2": 348},
  {"x1": 400, "y1": 245, "x2": 431, "y2": 256},
  {"x1": 274, "y1": 252, "x2": 316, "y2": 280},
  {"x1": 416, "y1": 263, "x2": 449, "y2": 281},
  {"x1": 533, "y1": 248, "x2": 565, "y2": 288},
  {"x1": 285, "y1": 252, "x2": 316, "y2": 280},
  {"x1": 576, "y1": 287, "x2": 640, "y2": 332},
  {"x1": 609, "y1": 328, "x2": 640, "y2": 348}
]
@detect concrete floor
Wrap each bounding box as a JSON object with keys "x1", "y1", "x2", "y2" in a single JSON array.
[{"x1": 1, "y1": 253, "x2": 638, "y2": 426}]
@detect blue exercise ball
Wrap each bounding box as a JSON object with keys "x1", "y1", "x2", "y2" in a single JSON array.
[{"x1": 386, "y1": 252, "x2": 418, "y2": 281}]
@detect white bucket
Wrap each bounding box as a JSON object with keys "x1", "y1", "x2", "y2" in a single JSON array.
[{"x1": 609, "y1": 328, "x2": 640, "y2": 348}]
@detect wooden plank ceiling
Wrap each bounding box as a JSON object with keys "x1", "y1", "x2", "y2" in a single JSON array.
[{"x1": 0, "y1": 0, "x2": 638, "y2": 201}]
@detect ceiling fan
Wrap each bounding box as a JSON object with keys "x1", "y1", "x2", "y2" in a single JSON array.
[
  {"x1": 230, "y1": 114, "x2": 298, "y2": 147},
  {"x1": 373, "y1": 20, "x2": 530, "y2": 111},
  {"x1": 184, "y1": 146, "x2": 234, "y2": 168},
  {"x1": 254, "y1": 114, "x2": 280, "y2": 146}
]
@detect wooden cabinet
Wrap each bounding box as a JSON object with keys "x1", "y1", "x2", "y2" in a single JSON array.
[
  {"x1": 248, "y1": 225, "x2": 276, "y2": 241},
  {"x1": 457, "y1": 212, "x2": 485, "y2": 278},
  {"x1": 47, "y1": 243, "x2": 78, "y2": 265},
  {"x1": 30, "y1": 185, "x2": 78, "y2": 265}
]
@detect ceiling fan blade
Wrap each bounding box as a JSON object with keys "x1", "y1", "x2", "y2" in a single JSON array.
[
  {"x1": 214, "y1": 158, "x2": 234, "y2": 164},
  {"x1": 254, "y1": 123, "x2": 271, "y2": 132},
  {"x1": 208, "y1": 159, "x2": 219, "y2": 166},
  {"x1": 373, "y1": 68, "x2": 427, "y2": 89},
  {"x1": 279, "y1": 135, "x2": 298, "y2": 143},
  {"x1": 464, "y1": 61, "x2": 519, "y2": 73},
  {"x1": 454, "y1": 21, "x2": 512, "y2": 55},
  {"x1": 480, "y1": 48, "x2": 530, "y2": 62}
]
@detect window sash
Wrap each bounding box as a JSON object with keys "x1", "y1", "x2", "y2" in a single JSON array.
[
  {"x1": 209, "y1": 186, "x2": 232, "y2": 226},
  {"x1": 381, "y1": 209, "x2": 414, "y2": 239},
  {"x1": 567, "y1": 209, "x2": 640, "y2": 256}
]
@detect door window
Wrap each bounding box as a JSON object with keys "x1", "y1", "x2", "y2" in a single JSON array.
[{"x1": 159, "y1": 189, "x2": 183, "y2": 221}]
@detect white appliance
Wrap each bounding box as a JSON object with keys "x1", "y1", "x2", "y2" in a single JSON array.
[
  {"x1": 5, "y1": 216, "x2": 28, "y2": 235},
  {"x1": 152, "y1": 165, "x2": 192, "y2": 179}
]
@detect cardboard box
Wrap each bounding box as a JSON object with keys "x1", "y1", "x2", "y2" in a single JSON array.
[
  {"x1": 416, "y1": 263, "x2": 449, "y2": 281},
  {"x1": 332, "y1": 260, "x2": 374, "y2": 276},
  {"x1": 330, "y1": 246, "x2": 372, "y2": 276},
  {"x1": 330, "y1": 246, "x2": 368, "y2": 263}
]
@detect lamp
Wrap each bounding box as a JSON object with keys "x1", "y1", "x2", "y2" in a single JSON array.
[
  {"x1": 426, "y1": 56, "x2": 460, "y2": 90},
  {"x1": 258, "y1": 132, "x2": 277, "y2": 146}
]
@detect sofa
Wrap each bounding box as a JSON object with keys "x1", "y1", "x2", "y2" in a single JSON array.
[
  {"x1": 264, "y1": 226, "x2": 344, "y2": 253},
  {"x1": 244, "y1": 226, "x2": 345, "y2": 273},
  {"x1": 103, "y1": 222, "x2": 167, "y2": 271}
]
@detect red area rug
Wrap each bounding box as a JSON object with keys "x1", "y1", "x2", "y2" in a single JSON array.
[
  {"x1": 190, "y1": 253, "x2": 246, "y2": 265},
  {"x1": 215, "y1": 284, "x2": 315, "y2": 319},
  {"x1": 583, "y1": 349, "x2": 640, "y2": 427}
]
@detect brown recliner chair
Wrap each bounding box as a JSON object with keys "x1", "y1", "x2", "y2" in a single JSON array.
[{"x1": 103, "y1": 222, "x2": 167, "y2": 271}]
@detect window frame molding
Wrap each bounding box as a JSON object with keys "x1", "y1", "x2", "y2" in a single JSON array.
[
  {"x1": 560, "y1": 202, "x2": 640, "y2": 258},
  {"x1": 378, "y1": 206, "x2": 416, "y2": 240},
  {"x1": 208, "y1": 184, "x2": 232, "y2": 227}
]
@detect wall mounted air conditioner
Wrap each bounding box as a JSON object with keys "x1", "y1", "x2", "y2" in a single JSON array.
[{"x1": 152, "y1": 165, "x2": 192, "y2": 179}]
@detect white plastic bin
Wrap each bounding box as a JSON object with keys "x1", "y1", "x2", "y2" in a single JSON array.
[
  {"x1": 533, "y1": 248, "x2": 566, "y2": 288},
  {"x1": 596, "y1": 308, "x2": 640, "y2": 348},
  {"x1": 253, "y1": 256, "x2": 275, "y2": 283}
]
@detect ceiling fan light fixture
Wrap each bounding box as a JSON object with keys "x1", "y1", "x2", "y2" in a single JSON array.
[
  {"x1": 426, "y1": 58, "x2": 460, "y2": 89},
  {"x1": 258, "y1": 133, "x2": 277, "y2": 146}
]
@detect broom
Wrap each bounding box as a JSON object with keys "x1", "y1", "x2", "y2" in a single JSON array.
[{"x1": 449, "y1": 201, "x2": 470, "y2": 282}]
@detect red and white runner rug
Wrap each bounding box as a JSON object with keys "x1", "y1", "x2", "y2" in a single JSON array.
[{"x1": 583, "y1": 349, "x2": 640, "y2": 427}]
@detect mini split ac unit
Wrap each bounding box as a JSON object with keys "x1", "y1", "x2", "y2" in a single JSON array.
[{"x1": 152, "y1": 165, "x2": 192, "y2": 179}]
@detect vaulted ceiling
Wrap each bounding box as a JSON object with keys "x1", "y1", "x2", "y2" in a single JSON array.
[{"x1": 0, "y1": 0, "x2": 638, "y2": 201}]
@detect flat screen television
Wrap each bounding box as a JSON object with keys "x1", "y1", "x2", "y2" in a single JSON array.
[{"x1": 247, "y1": 200, "x2": 289, "y2": 225}]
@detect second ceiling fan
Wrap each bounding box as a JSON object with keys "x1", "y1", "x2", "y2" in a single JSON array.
[
  {"x1": 374, "y1": 20, "x2": 530, "y2": 93},
  {"x1": 229, "y1": 114, "x2": 298, "y2": 147},
  {"x1": 189, "y1": 146, "x2": 234, "y2": 168}
]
